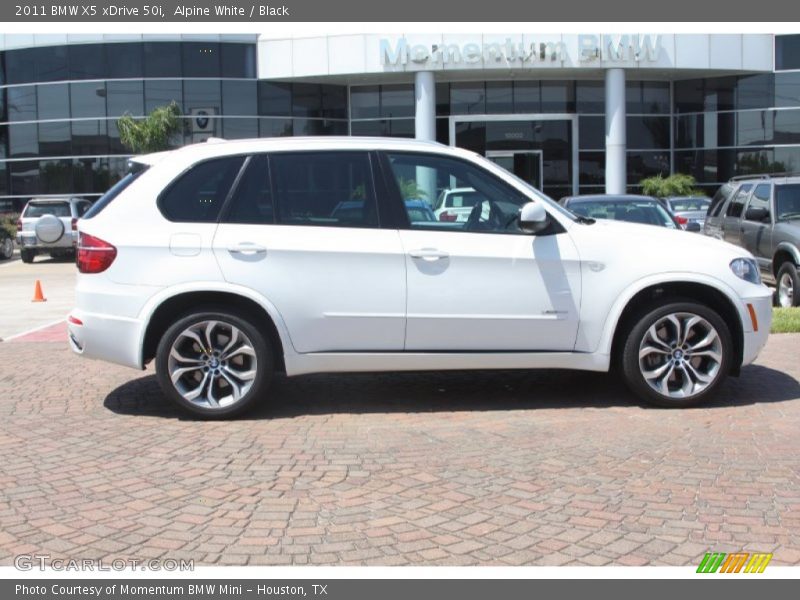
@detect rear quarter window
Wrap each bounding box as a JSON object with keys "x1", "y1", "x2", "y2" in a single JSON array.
[
  {"x1": 708, "y1": 184, "x2": 734, "y2": 217},
  {"x1": 159, "y1": 155, "x2": 246, "y2": 223}
]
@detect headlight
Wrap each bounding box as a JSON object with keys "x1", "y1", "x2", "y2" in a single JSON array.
[{"x1": 730, "y1": 258, "x2": 761, "y2": 284}]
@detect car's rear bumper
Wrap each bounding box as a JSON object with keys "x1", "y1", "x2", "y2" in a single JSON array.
[
  {"x1": 16, "y1": 231, "x2": 76, "y2": 249},
  {"x1": 68, "y1": 309, "x2": 145, "y2": 370},
  {"x1": 740, "y1": 292, "x2": 772, "y2": 367}
]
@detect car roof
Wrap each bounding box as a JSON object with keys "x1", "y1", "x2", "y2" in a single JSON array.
[
  {"x1": 27, "y1": 197, "x2": 86, "y2": 204},
  {"x1": 133, "y1": 136, "x2": 458, "y2": 166},
  {"x1": 563, "y1": 194, "x2": 660, "y2": 204}
]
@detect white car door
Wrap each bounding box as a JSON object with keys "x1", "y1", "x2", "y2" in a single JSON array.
[
  {"x1": 212, "y1": 152, "x2": 407, "y2": 354},
  {"x1": 383, "y1": 151, "x2": 582, "y2": 352}
]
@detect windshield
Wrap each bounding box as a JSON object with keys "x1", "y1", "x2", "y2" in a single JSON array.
[
  {"x1": 24, "y1": 202, "x2": 71, "y2": 218},
  {"x1": 776, "y1": 184, "x2": 800, "y2": 221},
  {"x1": 668, "y1": 198, "x2": 710, "y2": 212},
  {"x1": 569, "y1": 200, "x2": 678, "y2": 228}
]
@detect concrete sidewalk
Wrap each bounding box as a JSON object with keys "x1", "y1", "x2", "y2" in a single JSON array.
[{"x1": 0, "y1": 252, "x2": 76, "y2": 340}]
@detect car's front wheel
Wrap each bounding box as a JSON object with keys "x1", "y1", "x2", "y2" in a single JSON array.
[
  {"x1": 776, "y1": 262, "x2": 799, "y2": 308},
  {"x1": 621, "y1": 301, "x2": 733, "y2": 408},
  {"x1": 155, "y1": 308, "x2": 274, "y2": 418}
]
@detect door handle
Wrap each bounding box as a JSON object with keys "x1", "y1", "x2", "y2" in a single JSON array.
[
  {"x1": 409, "y1": 248, "x2": 449, "y2": 261},
  {"x1": 227, "y1": 243, "x2": 267, "y2": 256}
]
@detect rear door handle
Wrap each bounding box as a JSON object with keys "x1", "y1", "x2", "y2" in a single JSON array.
[
  {"x1": 409, "y1": 248, "x2": 449, "y2": 261},
  {"x1": 227, "y1": 243, "x2": 267, "y2": 256}
]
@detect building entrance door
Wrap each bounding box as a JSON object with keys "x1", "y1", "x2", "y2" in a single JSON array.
[
  {"x1": 486, "y1": 150, "x2": 544, "y2": 191},
  {"x1": 450, "y1": 114, "x2": 579, "y2": 199}
]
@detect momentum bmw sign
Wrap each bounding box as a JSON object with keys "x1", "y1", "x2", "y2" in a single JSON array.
[{"x1": 379, "y1": 34, "x2": 662, "y2": 66}]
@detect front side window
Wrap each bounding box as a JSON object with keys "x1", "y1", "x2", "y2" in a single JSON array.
[
  {"x1": 159, "y1": 156, "x2": 245, "y2": 223},
  {"x1": 386, "y1": 152, "x2": 529, "y2": 234},
  {"x1": 745, "y1": 184, "x2": 771, "y2": 221},
  {"x1": 726, "y1": 183, "x2": 753, "y2": 218},
  {"x1": 271, "y1": 152, "x2": 378, "y2": 228}
]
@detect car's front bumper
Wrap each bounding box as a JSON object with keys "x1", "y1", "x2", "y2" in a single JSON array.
[{"x1": 740, "y1": 292, "x2": 772, "y2": 367}]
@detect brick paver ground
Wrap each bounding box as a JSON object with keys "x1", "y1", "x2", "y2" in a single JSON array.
[{"x1": 1, "y1": 335, "x2": 799, "y2": 566}]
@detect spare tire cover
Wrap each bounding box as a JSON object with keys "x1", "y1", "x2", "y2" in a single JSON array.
[{"x1": 35, "y1": 214, "x2": 65, "y2": 244}]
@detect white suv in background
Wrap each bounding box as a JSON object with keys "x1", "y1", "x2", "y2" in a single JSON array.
[{"x1": 70, "y1": 137, "x2": 772, "y2": 418}]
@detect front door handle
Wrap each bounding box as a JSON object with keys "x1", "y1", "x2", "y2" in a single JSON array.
[
  {"x1": 409, "y1": 248, "x2": 449, "y2": 261},
  {"x1": 227, "y1": 243, "x2": 267, "y2": 256}
]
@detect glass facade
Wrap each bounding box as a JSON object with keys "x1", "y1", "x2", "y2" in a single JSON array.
[
  {"x1": 1, "y1": 35, "x2": 799, "y2": 208},
  {"x1": 0, "y1": 41, "x2": 348, "y2": 207}
]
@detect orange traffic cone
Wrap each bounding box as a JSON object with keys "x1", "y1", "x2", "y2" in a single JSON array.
[{"x1": 32, "y1": 280, "x2": 46, "y2": 303}]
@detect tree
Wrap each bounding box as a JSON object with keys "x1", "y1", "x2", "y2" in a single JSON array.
[
  {"x1": 640, "y1": 173, "x2": 703, "y2": 198},
  {"x1": 117, "y1": 101, "x2": 182, "y2": 154}
]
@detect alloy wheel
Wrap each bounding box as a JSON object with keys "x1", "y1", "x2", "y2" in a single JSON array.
[
  {"x1": 778, "y1": 272, "x2": 794, "y2": 308},
  {"x1": 638, "y1": 312, "x2": 723, "y2": 400},
  {"x1": 1, "y1": 238, "x2": 12, "y2": 259},
  {"x1": 167, "y1": 320, "x2": 258, "y2": 410}
]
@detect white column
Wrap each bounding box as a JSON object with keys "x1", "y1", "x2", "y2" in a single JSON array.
[
  {"x1": 605, "y1": 68, "x2": 627, "y2": 195},
  {"x1": 414, "y1": 71, "x2": 438, "y2": 205},
  {"x1": 414, "y1": 71, "x2": 436, "y2": 141}
]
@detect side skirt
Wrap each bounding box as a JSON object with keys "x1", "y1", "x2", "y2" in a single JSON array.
[{"x1": 284, "y1": 351, "x2": 610, "y2": 377}]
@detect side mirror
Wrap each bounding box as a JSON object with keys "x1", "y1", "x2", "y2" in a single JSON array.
[
  {"x1": 685, "y1": 221, "x2": 702, "y2": 233},
  {"x1": 519, "y1": 202, "x2": 549, "y2": 234},
  {"x1": 745, "y1": 207, "x2": 770, "y2": 222}
]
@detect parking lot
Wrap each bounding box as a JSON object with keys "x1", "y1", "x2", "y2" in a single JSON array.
[{"x1": 1, "y1": 259, "x2": 800, "y2": 566}]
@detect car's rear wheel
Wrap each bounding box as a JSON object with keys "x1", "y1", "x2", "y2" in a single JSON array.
[
  {"x1": 621, "y1": 301, "x2": 733, "y2": 408},
  {"x1": 20, "y1": 249, "x2": 35, "y2": 263},
  {"x1": 155, "y1": 308, "x2": 274, "y2": 418},
  {"x1": 776, "y1": 262, "x2": 799, "y2": 308},
  {"x1": 0, "y1": 236, "x2": 13, "y2": 260}
]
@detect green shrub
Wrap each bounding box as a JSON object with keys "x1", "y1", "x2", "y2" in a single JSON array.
[
  {"x1": 640, "y1": 173, "x2": 703, "y2": 198},
  {"x1": 0, "y1": 212, "x2": 19, "y2": 238}
]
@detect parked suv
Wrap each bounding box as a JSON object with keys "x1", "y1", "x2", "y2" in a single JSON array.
[
  {"x1": 69, "y1": 138, "x2": 772, "y2": 418},
  {"x1": 16, "y1": 197, "x2": 92, "y2": 263},
  {"x1": 704, "y1": 174, "x2": 800, "y2": 307}
]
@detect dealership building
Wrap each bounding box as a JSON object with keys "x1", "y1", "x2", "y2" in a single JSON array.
[{"x1": 0, "y1": 32, "x2": 799, "y2": 209}]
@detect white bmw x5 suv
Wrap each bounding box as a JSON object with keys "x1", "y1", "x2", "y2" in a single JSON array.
[{"x1": 69, "y1": 137, "x2": 772, "y2": 418}]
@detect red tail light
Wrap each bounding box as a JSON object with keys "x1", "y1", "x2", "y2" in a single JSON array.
[
  {"x1": 675, "y1": 215, "x2": 688, "y2": 225},
  {"x1": 439, "y1": 211, "x2": 457, "y2": 222},
  {"x1": 76, "y1": 233, "x2": 117, "y2": 274},
  {"x1": 16, "y1": 219, "x2": 22, "y2": 230},
  {"x1": 71, "y1": 217, "x2": 78, "y2": 231}
]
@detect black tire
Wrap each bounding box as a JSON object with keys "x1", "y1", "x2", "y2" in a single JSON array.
[
  {"x1": 20, "y1": 249, "x2": 35, "y2": 263},
  {"x1": 776, "y1": 262, "x2": 800, "y2": 308},
  {"x1": 155, "y1": 308, "x2": 274, "y2": 419},
  {"x1": 620, "y1": 300, "x2": 734, "y2": 408},
  {"x1": 0, "y1": 236, "x2": 13, "y2": 260}
]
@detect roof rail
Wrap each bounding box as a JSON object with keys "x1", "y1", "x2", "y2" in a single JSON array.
[{"x1": 730, "y1": 172, "x2": 800, "y2": 181}]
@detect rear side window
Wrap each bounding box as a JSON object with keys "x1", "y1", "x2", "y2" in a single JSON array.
[
  {"x1": 270, "y1": 152, "x2": 378, "y2": 228},
  {"x1": 223, "y1": 155, "x2": 274, "y2": 224},
  {"x1": 24, "y1": 202, "x2": 71, "y2": 218},
  {"x1": 83, "y1": 163, "x2": 148, "y2": 220},
  {"x1": 159, "y1": 155, "x2": 246, "y2": 223},
  {"x1": 726, "y1": 183, "x2": 752, "y2": 218}
]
